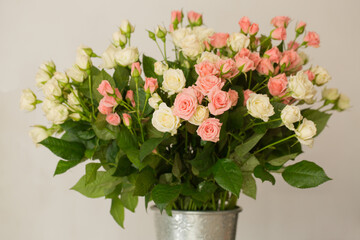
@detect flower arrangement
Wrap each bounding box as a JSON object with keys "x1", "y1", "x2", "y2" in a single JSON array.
[{"x1": 20, "y1": 10, "x2": 350, "y2": 227}]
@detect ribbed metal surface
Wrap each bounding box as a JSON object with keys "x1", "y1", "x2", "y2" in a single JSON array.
[{"x1": 151, "y1": 206, "x2": 242, "y2": 240}]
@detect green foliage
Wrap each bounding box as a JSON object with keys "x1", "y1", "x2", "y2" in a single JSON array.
[
  {"x1": 134, "y1": 167, "x2": 156, "y2": 196},
  {"x1": 302, "y1": 109, "x2": 331, "y2": 136},
  {"x1": 117, "y1": 127, "x2": 141, "y2": 169},
  {"x1": 242, "y1": 173, "x2": 257, "y2": 199},
  {"x1": 113, "y1": 65, "x2": 130, "y2": 91},
  {"x1": 142, "y1": 55, "x2": 157, "y2": 78},
  {"x1": 152, "y1": 184, "x2": 182, "y2": 211},
  {"x1": 40, "y1": 137, "x2": 86, "y2": 161},
  {"x1": 53, "y1": 159, "x2": 81, "y2": 176},
  {"x1": 110, "y1": 197, "x2": 125, "y2": 228},
  {"x1": 282, "y1": 160, "x2": 331, "y2": 188},
  {"x1": 234, "y1": 131, "x2": 267, "y2": 158},
  {"x1": 85, "y1": 163, "x2": 102, "y2": 184},
  {"x1": 92, "y1": 69, "x2": 116, "y2": 103},
  {"x1": 254, "y1": 165, "x2": 276, "y2": 185},
  {"x1": 213, "y1": 158, "x2": 243, "y2": 197},
  {"x1": 139, "y1": 134, "x2": 169, "y2": 161}
]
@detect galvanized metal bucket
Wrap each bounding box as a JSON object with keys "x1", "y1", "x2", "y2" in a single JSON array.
[{"x1": 151, "y1": 206, "x2": 242, "y2": 240}]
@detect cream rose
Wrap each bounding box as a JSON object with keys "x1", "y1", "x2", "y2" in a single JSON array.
[
  {"x1": 295, "y1": 118, "x2": 317, "y2": 147},
  {"x1": 281, "y1": 105, "x2": 303, "y2": 130},
  {"x1": 288, "y1": 71, "x2": 316, "y2": 102},
  {"x1": 246, "y1": 93, "x2": 275, "y2": 122},
  {"x1": 337, "y1": 94, "x2": 350, "y2": 110},
  {"x1": 298, "y1": 51, "x2": 309, "y2": 65},
  {"x1": 227, "y1": 32, "x2": 250, "y2": 52},
  {"x1": 311, "y1": 66, "x2": 331, "y2": 86},
  {"x1": 197, "y1": 51, "x2": 221, "y2": 64},
  {"x1": 192, "y1": 26, "x2": 214, "y2": 43},
  {"x1": 69, "y1": 113, "x2": 81, "y2": 121},
  {"x1": 46, "y1": 104, "x2": 69, "y2": 124},
  {"x1": 112, "y1": 31, "x2": 127, "y2": 47},
  {"x1": 67, "y1": 90, "x2": 81, "y2": 108},
  {"x1": 162, "y1": 69, "x2": 186, "y2": 96},
  {"x1": 101, "y1": 44, "x2": 117, "y2": 69},
  {"x1": 148, "y1": 93, "x2": 162, "y2": 109},
  {"x1": 154, "y1": 61, "x2": 168, "y2": 75},
  {"x1": 29, "y1": 126, "x2": 49, "y2": 144},
  {"x1": 66, "y1": 65, "x2": 87, "y2": 83},
  {"x1": 181, "y1": 34, "x2": 204, "y2": 59},
  {"x1": 152, "y1": 103, "x2": 180, "y2": 135},
  {"x1": 42, "y1": 78, "x2": 62, "y2": 100},
  {"x1": 171, "y1": 28, "x2": 191, "y2": 48},
  {"x1": 188, "y1": 105, "x2": 209, "y2": 126},
  {"x1": 42, "y1": 98, "x2": 59, "y2": 114},
  {"x1": 35, "y1": 69, "x2": 51, "y2": 88},
  {"x1": 39, "y1": 60, "x2": 56, "y2": 73},
  {"x1": 120, "y1": 20, "x2": 135, "y2": 34},
  {"x1": 20, "y1": 89, "x2": 37, "y2": 111},
  {"x1": 115, "y1": 47, "x2": 139, "y2": 66},
  {"x1": 322, "y1": 87, "x2": 340, "y2": 101},
  {"x1": 53, "y1": 72, "x2": 68, "y2": 84}
]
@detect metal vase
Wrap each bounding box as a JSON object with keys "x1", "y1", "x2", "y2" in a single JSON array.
[{"x1": 151, "y1": 206, "x2": 242, "y2": 240}]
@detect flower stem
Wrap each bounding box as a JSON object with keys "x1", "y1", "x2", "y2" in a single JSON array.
[
  {"x1": 88, "y1": 73, "x2": 96, "y2": 120},
  {"x1": 254, "y1": 134, "x2": 296, "y2": 154},
  {"x1": 134, "y1": 77, "x2": 145, "y2": 143}
]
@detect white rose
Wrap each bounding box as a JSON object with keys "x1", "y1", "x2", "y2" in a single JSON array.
[
  {"x1": 101, "y1": 44, "x2": 117, "y2": 69},
  {"x1": 66, "y1": 65, "x2": 87, "y2": 83},
  {"x1": 76, "y1": 53, "x2": 91, "y2": 70},
  {"x1": 29, "y1": 126, "x2": 49, "y2": 144},
  {"x1": 311, "y1": 66, "x2": 331, "y2": 86},
  {"x1": 171, "y1": 28, "x2": 191, "y2": 48},
  {"x1": 112, "y1": 31, "x2": 127, "y2": 47},
  {"x1": 46, "y1": 104, "x2": 69, "y2": 124},
  {"x1": 53, "y1": 72, "x2": 68, "y2": 84},
  {"x1": 68, "y1": 90, "x2": 80, "y2": 107},
  {"x1": 295, "y1": 118, "x2": 317, "y2": 147},
  {"x1": 322, "y1": 87, "x2": 340, "y2": 101},
  {"x1": 246, "y1": 93, "x2": 275, "y2": 122},
  {"x1": 156, "y1": 25, "x2": 167, "y2": 38},
  {"x1": 281, "y1": 105, "x2": 303, "y2": 130},
  {"x1": 337, "y1": 94, "x2": 350, "y2": 110},
  {"x1": 20, "y1": 89, "x2": 37, "y2": 111},
  {"x1": 115, "y1": 47, "x2": 139, "y2": 66},
  {"x1": 148, "y1": 93, "x2": 162, "y2": 109},
  {"x1": 162, "y1": 69, "x2": 186, "y2": 96},
  {"x1": 227, "y1": 33, "x2": 250, "y2": 52},
  {"x1": 188, "y1": 105, "x2": 209, "y2": 126},
  {"x1": 39, "y1": 60, "x2": 56, "y2": 74},
  {"x1": 77, "y1": 44, "x2": 93, "y2": 57},
  {"x1": 152, "y1": 103, "x2": 180, "y2": 135},
  {"x1": 197, "y1": 51, "x2": 221, "y2": 64},
  {"x1": 192, "y1": 26, "x2": 214, "y2": 43},
  {"x1": 154, "y1": 61, "x2": 168, "y2": 75},
  {"x1": 35, "y1": 69, "x2": 51, "y2": 88},
  {"x1": 298, "y1": 51, "x2": 309, "y2": 65},
  {"x1": 181, "y1": 34, "x2": 204, "y2": 59},
  {"x1": 120, "y1": 19, "x2": 135, "y2": 34},
  {"x1": 43, "y1": 78, "x2": 62, "y2": 100},
  {"x1": 288, "y1": 71, "x2": 316, "y2": 102},
  {"x1": 42, "y1": 98, "x2": 59, "y2": 114},
  {"x1": 69, "y1": 113, "x2": 81, "y2": 121}
]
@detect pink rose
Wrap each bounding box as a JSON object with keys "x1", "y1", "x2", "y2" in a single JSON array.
[
  {"x1": 265, "y1": 47, "x2": 281, "y2": 64},
  {"x1": 131, "y1": 62, "x2": 141, "y2": 77},
  {"x1": 204, "y1": 41, "x2": 211, "y2": 51},
  {"x1": 101, "y1": 95, "x2": 117, "y2": 108},
  {"x1": 268, "y1": 73, "x2": 288, "y2": 96},
  {"x1": 97, "y1": 80, "x2": 114, "y2": 96},
  {"x1": 122, "y1": 113, "x2": 132, "y2": 127},
  {"x1": 304, "y1": 32, "x2": 320, "y2": 48},
  {"x1": 237, "y1": 48, "x2": 251, "y2": 58},
  {"x1": 144, "y1": 77, "x2": 158, "y2": 94},
  {"x1": 281, "y1": 50, "x2": 302, "y2": 72},
  {"x1": 287, "y1": 41, "x2": 300, "y2": 51},
  {"x1": 271, "y1": 16, "x2": 291, "y2": 28},
  {"x1": 207, "y1": 86, "x2": 232, "y2": 115},
  {"x1": 249, "y1": 23, "x2": 259, "y2": 35},
  {"x1": 209, "y1": 33, "x2": 229, "y2": 48},
  {"x1": 98, "y1": 100, "x2": 113, "y2": 115},
  {"x1": 256, "y1": 58, "x2": 274, "y2": 75},
  {"x1": 216, "y1": 59, "x2": 239, "y2": 78},
  {"x1": 115, "y1": 88, "x2": 122, "y2": 101},
  {"x1": 195, "y1": 75, "x2": 224, "y2": 95},
  {"x1": 106, "y1": 113, "x2": 121, "y2": 126},
  {"x1": 305, "y1": 70, "x2": 315, "y2": 81},
  {"x1": 228, "y1": 89, "x2": 239, "y2": 106},
  {"x1": 282, "y1": 96, "x2": 295, "y2": 105},
  {"x1": 171, "y1": 10, "x2": 182, "y2": 23},
  {"x1": 188, "y1": 11, "x2": 202, "y2": 24},
  {"x1": 235, "y1": 56, "x2": 255, "y2": 73},
  {"x1": 271, "y1": 27, "x2": 287, "y2": 41},
  {"x1": 238, "y1": 16, "x2": 251, "y2": 34},
  {"x1": 195, "y1": 61, "x2": 219, "y2": 77},
  {"x1": 196, "y1": 118, "x2": 222, "y2": 143},
  {"x1": 243, "y1": 89, "x2": 254, "y2": 106},
  {"x1": 189, "y1": 86, "x2": 204, "y2": 103},
  {"x1": 172, "y1": 88, "x2": 198, "y2": 120},
  {"x1": 125, "y1": 90, "x2": 136, "y2": 107},
  {"x1": 249, "y1": 52, "x2": 261, "y2": 67},
  {"x1": 169, "y1": 23, "x2": 174, "y2": 32},
  {"x1": 296, "y1": 21, "x2": 306, "y2": 34}
]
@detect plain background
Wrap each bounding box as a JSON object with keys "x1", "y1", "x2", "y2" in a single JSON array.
[{"x1": 1, "y1": 0, "x2": 360, "y2": 239}]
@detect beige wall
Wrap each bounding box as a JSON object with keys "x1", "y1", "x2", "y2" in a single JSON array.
[{"x1": 1, "y1": 0, "x2": 360, "y2": 239}]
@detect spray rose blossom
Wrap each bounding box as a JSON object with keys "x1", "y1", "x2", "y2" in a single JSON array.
[
  {"x1": 195, "y1": 75, "x2": 224, "y2": 95},
  {"x1": 337, "y1": 94, "x2": 350, "y2": 110},
  {"x1": 238, "y1": 16, "x2": 251, "y2": 33},
  {"x1": 265, "y1": 47, "x2": 282, "y2": 64},
  {"x1": 209, "y1": 33, "x2": 229, "y2": 48},
  {"x1": 311, "y1": 66, "x2": 331, "y2": 86},
  {"x1": 122, "y1": 113, "x2": 132, "y2": 127},
  {"x1": 152, "y1": 103, "x2": 180, "y2": 135},
  {"x1": 144, "y1": 77, "x2": 158, "y2": 94},
  {"x1": 322, "y1": 87, "x2": 340, "y2": 101},
  {"x1": 246, "y1": 93, "x2": 275, "y2": 122},
  {"x1": 195, "y1": 61, "x2": 219, "y2": 77},
  {"x1": 271, "y1": 27, "x2": 287, "y2": 40},
  {"x1": 268, "y1": 73, "x2": 288, "y2": 97},
  {"x1": 101, "y1": 44, "x2": 117, "y2": 69},
  {"x1": 197, "y1": 52, "x2": 221, "y2": 64},
  {"x1": 249, "y1": 23, "x2": 259, "y2": 35},
  {"x1": 196, "y1": 118, "x2": 222, "y2": 142},
  {"x1": 216, "y1": 59, "x2": 239, "y2": 78},
  {"x1": 243, "y1": 89, "x2": 254, "y2": 106},
  {"x1": 20, "y1": 89, "x2": 37, "y2": 111},
  {"x1": 257, "y1": 58, "x2": 274, "y2": 75},
  {"x1": 172, "y1": 88, "x2": 198, "y2": 120},
  {"x1": 227, "y1": 32, "x2": 250, "y2": 52},
  {"x1": 295, "y1": 119, "x2": 317, "y2": 147},
  {"x1": 288, "y1": 71, "x2": 316, "y2": 102},
  {"x1": 154, "y1": 61, "x2": 168, "y2": 75},
  {"x1": 162, "y1": 69, "x2": 186, "y2": 95},
  {"x1": 271, "y1": 16, "x2": 291, "y2": 28},
  {"x1": 115, "y1": 47, "x2": 139, "y2": 66},
  {"x1": 29, "y1": 127, "x2": 49, "y2": 145},
  {"x1": 149, "y1": 93, "x2": 162, "y2": 110},
  {"x1": 207, "y1": 86, "x2": 232, "y2": 115},
  {"x1": 228, "y1": 89, "x2": 239, "y2": 106},
  {"x1": 188, "y1": 105, "x2": 209, "y2": 126},
  {"x1": 304, "y1": 32, "x2": 320, "y2": 48},
  {"x1": 106, "y1": 113, "x2": 121, "y2": 126},
  {"x1": 125, "y1": 90, "x2": 136, "y2": 107},
  {"x1": 97, "y1": 80, "x2": 114, "y2": 96},
  {"x1": 281, "y1": 105, "x2": 303, "y2": 130}
]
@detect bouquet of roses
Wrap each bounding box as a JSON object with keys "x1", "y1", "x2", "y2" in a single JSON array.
[{"x1": 20, "y1": 10, "x2": 350, "y2": 227}]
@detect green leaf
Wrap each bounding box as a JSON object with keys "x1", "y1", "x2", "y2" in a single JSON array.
[
  {"x1": 134, "y1": 167, "x2": 156, "y2": 196},
  {"x1": 282, "y1": 160, "x2": 331, "y2": 188},
  {"x1": 172, "y1": 153, "x2": 182, "y2": 180},
  {"x1": 242, "y1": 173, "x2": 257, "y2": 199},
  {"x1": 106, "y1": 140, "x2": 119, "y2": 164},
  {"x1": 92, "y1": 69, "x2": 116, "y2": 104},
  {"x1": 71, "y1": 169, "x2": 120, "y2": 198},
  {"x1": 190, "y1": 142, "x2": 216, "y2": 176},
  {"x1": 302, "y1": 109, "x2": 331, "y2": 136},
  {"x1": 110, "y1": 198, "x2": 125, "y2": 228},
  {"x1": 267, "y1": 153, "x2": 298, "y2": 166},
  {"x1": 117, "y1": 127, "x2": 141, "y2": 168},
  {"x1": 53, "y1": 159, "x2": 81, "y2": 176},
  {"x1": 85, "y1": 163, "x2": 101, "y2": 184},
  {"x1": 239, "y1": 154, "x2": 260, "y2": 172},
  {"x1": 152, "y1": 184, "x2": 182, "y2": 211},
  {"x1": 139, "y1": 134, "x2": 169, "y2": 161},
  {"x1": 113, "y1": 65, "x2": 130, "y2": 90},
  {"x1": 92, "y1": 124, "x2": 119, "y2": 140},
  {"x1": 113, "y1": 155, "x2": 135, "y2": 177},
  {"x1": 228, "y1": 106, "x2": 246, "y2": 130},
  {"x1": 213, "y1": 158, "x2": 243, "y2": 197},
  {"x1": 40, "y1": 137, "x2": 85, "y2": 161},
  {"x1": 254, "y1": 165, "x2": 276, "y2": 185},
  {"x1": 234, "y1": 131, "x2": 266, "y2": 158},
  {"x1": 121, "y1": 191, "x2": 138, "y2": 212},
  {"x1": 142, "y1": 54, "x2": 157, "y2": 78}
]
